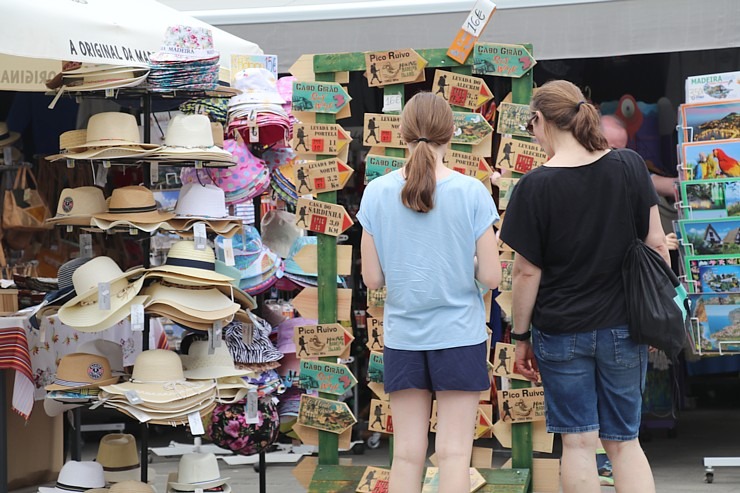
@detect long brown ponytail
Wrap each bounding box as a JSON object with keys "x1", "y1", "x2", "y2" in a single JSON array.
[
  {"x1": 531, "y1": 80, "x2": 609, "y2": 152},
  {"x1": 399, "y1": 92, "x2": 454, "y2": 213}
]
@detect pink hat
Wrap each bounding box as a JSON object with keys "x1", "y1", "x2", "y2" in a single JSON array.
[
  {"x1": 276, "y1": 76, "x2": 296, "y2": 113},
  {"x1": 276, "y1": 317, "x2": 316, "y2": 354}
]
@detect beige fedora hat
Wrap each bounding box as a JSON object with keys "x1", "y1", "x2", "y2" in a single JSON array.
[
  {"x1": 45, "y1": 353, "x2": 119, "y2": 391},
  {"x1": 47, "y1": 187, "x2": 107, "y2": 226},
  {"x1": 68, "y1": 113, "x2": 159, "y2": 151},
  {"x1": 0, "y1": 122, "x2": 20, "y2": 147},
  {"x1": 96, "y1": 434, "x2": 155, "y2": 483},
  {"x1": 154, "y1": 115, "x2": 234, "y2": 163},
  {"x1": 93, "y1": 186, "x2": 175, "y2": 225},
  {"x1": 101, "y1": 349, "x2": 214, "y2": 404},
  {"x1": 167, "y1": 453, "x2": 230, "y2": 493},
  {"x1": 78, "y1": 340, "x2": 126, "y2": 376},
  {"x1": 146, "y1": 241, "x2": 235, "y2": 283},
  {"x1": 38, "y1": 461, "x2": 106, "y2": 493},
  {"x1": 108, "y1": 480, "x2": 156, "y2": 493},
  {"x1": 142, "y1": 282, "x2": 240, "y2": 322},
  {"x1": 181, "y1": 341, "x2": 250, "y2": 380}
]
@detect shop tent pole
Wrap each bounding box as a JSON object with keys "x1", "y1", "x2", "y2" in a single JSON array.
[{"x1": 0, "y1": 370, "x2": 6, "y2": 493}]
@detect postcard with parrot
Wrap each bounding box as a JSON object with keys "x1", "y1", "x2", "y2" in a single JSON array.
[
  {"x1": 679, "y1": 100, "x2": 740, "y2": 145},
  {"x1": 680, "y1": 140, "x2": 740, "y2": 181},
  {"x1": 679, "y1": 178, "x2": 740, "y2": 220}
]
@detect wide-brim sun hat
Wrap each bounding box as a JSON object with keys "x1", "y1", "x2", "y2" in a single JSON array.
[
  {"x1": 181, "y1": 341, "x2": 250, "y2": 380},
  {"x1": 45, "y1": 352, "x2": 119, "y2": 391},
  {"x1": 67, "y1": 113, "x2": 159, "y2": 151},
  {"x1": 147, "y1": 240, "x2": 235, "y2": 284},
  {"x1": 58, "y1": 280, "x2": 147, "y2": 332},
  {"x1": 93, "y1": 186, "x2": 175, "y2": 224},
  {"x1": 106, "y1": 399, "x2": 216, "y2": 426},
  {"x1": 143, "y1": 270, "x2": 256, "y2": 311},
  {"x1": 47, "y1": 187, "x2": 107, "y2": 225},
  {"x1": 142, "y1": 283, "x2": 240, "y2": 322},
  {"x1": 78, "y1": 340, "x2": 126, "y2": 376}
]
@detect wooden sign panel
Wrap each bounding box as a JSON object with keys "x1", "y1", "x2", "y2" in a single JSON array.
[
  {"x1": 292, "y1": 81, "x2": 351, "y2": 114},
  {"x1": 292, "y1": 287, "x2": 353, "y2": 322},
  {"x1": 472, "y1": 43, "x2": 537, "y2": 78},
  {"x1": 291, "y1": 123, "x2": 352, "y2": 156},
  {"x1": 432, "y1": 70, "x2": 493, "y2": 110},
  {"x1": 500, "y1": 259, "x2": 513, "y2": 292},
  {"x1": 365, "y1": 49, "x2": 427, "y2": 87},
  {"x1": 497, "y1": 177, "x2": 519, "y2": 209},
  {"x1": 452, "y1": 112, "x2": 493, "y2": 145},
  {"x1": 363, "y1": 114, "x2": 405, "y2": 149},
  {"x1": 298, "y1": 395, "x2": 357, "y2": 434},
  {"x1": 422, "y1": 467, "x2": 486, "y2": 493},
  {"x1": 367, "y1": 382, "x2": 388, "y2": 402},
  {"x1": 293, "y1": 423, "x2": 352, "y2": 450},
  {"x1": 295, "y1": 198, "x2": 353, "y2": 236},
  {"x1": 294, "y1": 158, "x2": 354, "y2": 194},
  {"x1": 491, "y1": 342, "x2": 528, "y2": 381},
  {"x1": 430, "y1": 402, "x2": 493, "y2": 438},
  {"x1": 367, "y1": 351, "x2": 384, "y2": 383},
  {"x1": 293, "y1": 244, "x2": 353, "y2": 276},
  {"x1": 445, "y1": 149, "x2": 492, "y2": 182},
  {"x1": 299, "y1": 360, "x2": 357, "y2": 395},
  {"x1": 496, "y1": 137, "x2": 548, "y2": 174},
  {"x1": 496, "y1": 103, "x2": 531, "y2": 138},
  {"x1": 447, "y1": 0, "x2": 497, "y2": 64},
  {"x1": 368, "y1": 399, "x2": 393, "y2": 434},
  {"x1": 493, "y1": 419, "x2": 554, "y2": 454},
  {"x1": 294, "y1": 323, "x2": 354, "y2": 359},
  {"x1": 497, "y1": 387, "x2": 546, "y2": 423},
  {"x1": 365, "y1": 154, "x2": 407, "y2": 182},
  {"x1": 366, "y1": 316, "x2": 384, "y2": 351},
  {"x1": 356, "y1": 466, "x2": 390, "y2": 493}
]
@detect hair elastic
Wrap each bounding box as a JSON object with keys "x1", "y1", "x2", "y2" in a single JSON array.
[
  {"x1": 415, "y1": 137, "x2": 430, "y2": 143},
  {"x1": 576, "y1": 101, "x2": 586, "y2": 109}
]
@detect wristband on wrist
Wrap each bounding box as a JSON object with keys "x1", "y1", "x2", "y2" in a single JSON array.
[{"x1": 510, "y1": 330, "x2": 532, "y2": 341}]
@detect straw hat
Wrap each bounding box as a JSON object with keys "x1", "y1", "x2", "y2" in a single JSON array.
[
  {"x1": 45, "y1": 353, "x2": 119, "y2": 391},
  {"x1": 30, "y1": 257, "x2": 92, "y2": 329},
  {"x1": 167, "y1": 453, "x2": 230, "y2": 493},
  {"x1": 142, "y1": 282, "x2": 240, "y2": 322},
  {"x1": 173, "y1": 183, "x2": 239, "y2": 220},
  {"x1": 96, "y1": 434, "x2": 155, "y2": 483},
  {"x1": 67, "y1": 113, "x2": 159, "y2": 152},
  {"x1": 109, "y1": 481, "x2": 156, "y2": 493},
  {"x1": 154, "y1": 115, "x2": 233, "y2": 163},
  {"x1": 146, "y1": 241, "x2": 235, "y2": 283},
  {"x1": 47, "y1": 187, "x2": 107, "y2": 226},
  {"x1": 101, "y1": 349, "x2": 214, "y2": 404},
  {"x1": 0, "y1": 122, "x2": 20, "y2": 147},
  {"x1": 92, "y1": 186, "x2": 175, "y2": 225},
  {"x1": 181, "y1": 341, "x2": 251, "y2": 380},
  {"x1": 38, "y1": 460, "x2": 106, "y2": 493},
  {"x1": 78, "y1": 340, "x2": 126, "y2": 376}
]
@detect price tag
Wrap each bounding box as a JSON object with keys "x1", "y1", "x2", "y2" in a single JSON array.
[
  {"x1": 125, "y1": 390, "x2": 143, "y2": 405},
  {"x1": 131, "y1": 304, "x2": 145, "y2": 332},
  {"x1": 66, "y1": 159, "x2": 75, "y2": 169},
  {"x1": 66, "y1": 225, "x2": 73, "y2": 233},
  {"x1": 23, "y1": 188, "x2": 31, "y2": 202},
  {"x1": 194, "y1": 223, "x2": 207, "y2": 250},
  {"x1": 3, "y1": 147, "x2": 12, "y2": 164},
  {"x1": 242, "y1": 321, "x2": 254, "y2": 345},
  {"x1": 39, "y1": 325, "x2": 46, "y2": 344},
  {"x1": 105, "y1": 88, "x2": 115, "y2": 98},
  {"x1": 79, "y1": 233, "x2": 93, "y2": 259},
  {"x1": 248, "y1": 109, "x2": 257, "y2": 122},
  {"x1": 249, "y1": 125, "x2": 259, "y2": 143},
  {"x1": 461, "y1": 0, "x2": 496, "y2": 37},
  {"x1": 102, "y1": 160, "x2": 111, "y2": 169},
  {"x1": 188, "y1": 411, "x2": 205, "y2": 435},
  {"x1": 150, "y1": 162, "x2": 159, "y2": 184},
  {"x1": 194, "y1": 160, "x2": 203, "y2": 169},
  {"x1": 97, "y1": 282, "x2": 111, "y2": 311},
  {"x1": 382, "y1": 94, "x2": 403, "y2": 113},
  {"x1": 129, "y1": 227, "x2": 139, "y2": 236},
  {"x1": 222, "y1": 238, "x2": 235, "y2": 266},
  {"x1": 245, "y1": 389, "x2": 259, "y2": 424}
]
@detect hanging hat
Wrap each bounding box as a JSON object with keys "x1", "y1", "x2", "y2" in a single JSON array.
[
  {"x1": 92, "y1": 186, "x2": 175, "y2": 227},
  {"x1": 101, "y1": 349, "x2": 214, "y2": 404},
  {"x1": 47, "y1": 187, "x2": 107, "y2": 226},
  {"x1": 181, "y1": 341, "x2": 251, "y2": 380},
  {"x1": 214, "y1": 376, "x2": 252, "y2": 404},
  {"x1": 224, "y1": 311, "x2": 283, "y2": 364},
  {"x1": 206, "y1": 399, "x2": 280, "y2": 457},
  {"x1": 276, "y1": 76, "x2": 296, "y2": 113},
  {"x1": 167, "y1": 453, "x2": 230, "y2": 493},
  {"x1": 45, "y1": 353, "x2": 119, "y2": 391},
  {"x1": 78, "y1": 340, "x2": 126, "y2": 376},
  {"x1": 146, "y1": 240, "x2": 235, "y2": 283},
  {"x1": 96, "y1": 434, "x2": 155, "y2": 483},
  {"x1": 154, "y1": 114, "x2": 234, "y2": 164},
  {"x1": 66, "y1": 113, "x2": 159, "y2": 152},
  {"x1": 61, "y1": 65, "x2": 149, "y2": 92},
  {"x1": 276, "y1": 317, "x2": 316, "y2": 354},
  {"x1": 108, "y1": 481, "x2": 156, "y2": 493},
  {"x1": 38, "y1": 460, "x2": 106, "y2": 493},
  {"x1": 150, "y1": 25, "x2": 218, "y2": 63},
  {"x1": 0, "y1": 121, "x2": 20, "y2": 148},
  {"x1": 260, "y1": 210, "x2": 303, "y2": 259},
  {"x1": 30, "y1": 256, "x2": 92, "y2": 329},
  {"x1": 229, "y1": 68, "x2": 285, "y2": 106},
  {"x1": 143, "y1": 282, "x2": 240, "y2": 323}
]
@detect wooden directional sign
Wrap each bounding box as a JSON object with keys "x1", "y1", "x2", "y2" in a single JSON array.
[
  {"x1": 367, "y1": 351, "x2": 384, "y2": 384},
  {"x1": 368, "y1": 399, "x2": 393, "y2": 434},
  {"x1": 491, "y1": 342, "x2": 528, "y2": 381},
  {"x1": 452, "y1": 112, "x2": 493, "y2": 146},
  {"x1": 366, "y1": 316, "x2": 384, "y2": 351},
  {"x1": 292, "y1": 81, "x2": 351, "y2": 114},
  {"x1": 295, "y1": 198, "x2": 353, "y2": 236},
  {"x1": 356, "y1": 466, "x2": 390, "y2": 493},
  {"x1": 430, "y1": 402, "x2": 492, "y2": 439},
  {"x1": 496, "y1": 102, "x2": 531, "y2": 138},
  {"x1": 432, "y1": 70, "x2": 493, "y2": 110},
  {"x1": 291, "y1": 123, "x2": 352, "y2": 156},
  {"x1": 493, "y1": 419, "x2": 554, "y2": 454},
  {"x1": 293, "y1": 244, "x2": 353, "y2": 276},
  {"x1": 363, "y1": 114, "x2": 405, "y2": 149},
  {"x1": 473, "y1": 43, "x2": 537, "y2": 78},
  {"x1": 294, "y1": 158, "x2": 354, "y2": 194},
  {"x1": 292, "y1": 287, "x2": 353, "y2": 322},
  {"x1": 497, "y1": 177, "x2": 519, "y2": 209},
  {"x1": 367, "y1": 382, "x2": 388, "y2": 402},
  {"x1": 497, "y1": 387, "x2": 546, "y2": 424},
  {"x1": 293, "y1": 323, "x2": 354, "y2": 359},
  {"x1": 293, "y1": 423, "x2": 352, "y2": 450},
  {"x1": 297, "y1": 394, "x2": 357, "y2": 434},
  {"x1": 365, "y1": 154, "x2": 407, "y2": 182},
  {"x1": 299, "y1": 360, "x2": 357, "y2": 396},
  {"x1": 496, "y1": 137, "x2": 548, "y2": 174},
  {"x1": 365, "y1": 48, "x2": 427, "y2": 87},
  {"x1": 422, "y1": 467, "x2": 486, "y2": 493},
  {"x1": 445, "y1": 149, "x2": 492, "y2": 182}
]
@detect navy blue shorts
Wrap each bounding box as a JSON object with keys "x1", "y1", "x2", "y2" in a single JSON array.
[{"x1": 383, "y1": 341, "x2": 490, "y2": 393}]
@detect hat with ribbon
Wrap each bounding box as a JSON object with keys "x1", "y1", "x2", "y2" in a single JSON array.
[
  {"x1": 66, "y1": 113, "x2": 159, "y2": 153},
  {"x1": 146, "y1": 240, "x2": 235, "y2": 284},
  {"x1": 181, "y1": 341, "x2": 251, "y2": 380},
  {"x1": 78, "y1": 340, "x2": 126, "y2": 376},
  {"x1": 100, "y1": 480, "x2": 157, "y2": 493},
  {"x1": 0, "y1": 121, "x2": 20, "y2": 148},
  {"x1": 153, "y1": 114, "x2": 234, "y2": 164},
  {"x1": 45, "y1": 353, "x2": 119, "y2": 391},
  {"x1": 96, "y1": 434, "x2": 156, "y2": 483},
  {"x1": 167, "y1": 453, "x2": 230, "y2": 493},
  {"x1": 29, "y1": 256, "x2": 92, "y2": 329},
  {"x1": 38, "y1": 460, "x2": 106, "y2": 493},
  {"x1": 61, "y1": 65, "x2": 149, "y2": 93},
  {"x1": 47, "y1": 187, "x2": 107, "y2": 226},
  {"x1": 142, "y1": 282, "x2": 240, "y2": 325},
  {"x1": 92, "y1": 186, "x2": 175, "y2": 228}
]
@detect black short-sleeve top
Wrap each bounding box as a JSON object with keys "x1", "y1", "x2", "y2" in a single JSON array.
[{"x1": 499, "y1": 148, "x2": 659, "y2": 334}]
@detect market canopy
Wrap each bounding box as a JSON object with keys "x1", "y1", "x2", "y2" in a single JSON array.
[{"x1": 0, "y1": 0, "x2": 262, "y2": 92}]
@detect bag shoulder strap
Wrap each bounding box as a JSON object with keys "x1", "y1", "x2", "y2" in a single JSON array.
[{"x1": 615, "y1": 149, "x2": 639, "y2": 241}]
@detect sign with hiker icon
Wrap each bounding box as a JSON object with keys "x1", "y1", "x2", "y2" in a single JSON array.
[
  {"x1": 363, "y1": 114, "x2": 405, "y2": 148},
  {"x1": 364, "y1": 48, "x2": 427, "y2": 88},
  {"x1": 294, "y1": 158, "x2": 354, "y2": 194}
]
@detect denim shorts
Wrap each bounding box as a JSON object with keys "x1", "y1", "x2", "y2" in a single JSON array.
[
  {"x1": 532, "y1": 326, "x2": 647, "y2": 441},
  {"x1": 383, "y1": 341, "x2": 490, "y2": 393}
]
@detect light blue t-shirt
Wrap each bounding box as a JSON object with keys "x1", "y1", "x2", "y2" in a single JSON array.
[{"x1": 357, "y1": 170, "x2": 499, "y2": 350}]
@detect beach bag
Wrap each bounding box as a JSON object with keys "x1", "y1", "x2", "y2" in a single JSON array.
[{"x1": 3, "y1": 167, "x2": 52, "y2": 231}]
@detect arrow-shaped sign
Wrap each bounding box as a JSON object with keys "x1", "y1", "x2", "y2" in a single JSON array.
[
  {"x1": 299, "y1": 360, "x2": 357, "y2": 395},
  {"x1": 295, "y1": 198, "x2": 353, "y2": 237},
  {"x1": 472, "y1": 43, "x2": 537, "y2": 78},
  {"x1": 475, "y1": 407, "x2": 494, "y2": 439},
  {"x1": 366, "y1": 316, "x2": 384, "y2": 351},
  {"x1": 293, "y1": 322, "x2": 354, "y2": 359},
  {"x1": 496, "y1": 137, "x2": 548, "y2": 174},
  {"x1": 292, "y1": 244, "x2": 353, "y2": 276},
  {"x1": 292, "y1": 81, "x2": 351, "y2": 114},
  {"x1": 432, "y1": 70, "x2": 493, "y2": 110},
  {"x1": 365, "y1": 48, "x2": 427, "y2": 88},
  {"x1": 368, "y1": 399, "x2": 393, "y2": 434},
  {"x1": 452, "y1": 112, "x2": 493, "y2": 146},
  {"x1": 294, "y1": 158, "x2": 354, "y2": 194},
  {"x1": 365, "y1": 154, "x2": 407, "y2": 182},
  {"x1": 368, "y1": 351, "x2": 384, "y2": 384},
  {"x1": 292, "y1": 423, "x2": 352, "y2": 449},
  {"x1": 496, "y1": 102, "x2": 531, "y2": 138},
  {"x1": 297, "y1": 394, "x2": 357, "y2": 435},
  {"x1": 291, "y1": 287, "x2": 353, "y2": 323},
  {"x1": 363, "y1": 114, "x2": 405, "y2": 149},
  {"x1": 445, "y1": 149, "x2": 492, "y2": 182},
  {"x1": 291, "y1": 123, "x2": 352, "y2": 156}
]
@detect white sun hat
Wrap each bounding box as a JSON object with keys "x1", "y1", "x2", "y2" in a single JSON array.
[
  {"x1": 181, "y1": 341, "x2": 250, "y2": 380},
  {"x1": 167, "y1": 453, "x2": 231, "y2": 493},
  {"x1": 38, "y1": 460, "x2": 106, "y2": 493}
]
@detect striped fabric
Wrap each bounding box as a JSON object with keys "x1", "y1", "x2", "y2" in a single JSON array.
[{"x1": 0, "y1": 327, "x2": 34, "y2": 419}]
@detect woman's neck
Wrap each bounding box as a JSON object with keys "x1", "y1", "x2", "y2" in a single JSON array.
[{"x1": 545, "y1": 131, "x2": 609, "y2": 167}]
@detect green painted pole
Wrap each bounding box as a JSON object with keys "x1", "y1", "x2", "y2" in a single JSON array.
[
  {"x1": 510, "y1": 44, "x2": 535, "y2": 493},
  {"x1": 315, "y1": 70, "x2": 340, "y2": 466}
]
